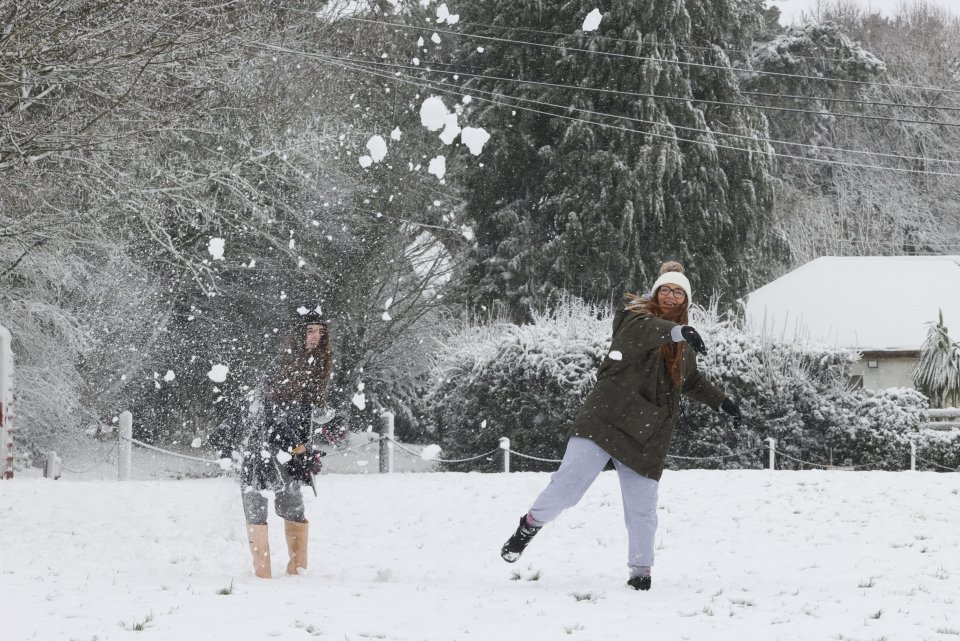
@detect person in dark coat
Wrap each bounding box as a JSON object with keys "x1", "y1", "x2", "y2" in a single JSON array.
[
  {"x1": 500, "y1": 262, "x2": 742, "y2": 591},
  {"x1": 213, "y1": 311, "x2": 335, "y2": 578}
]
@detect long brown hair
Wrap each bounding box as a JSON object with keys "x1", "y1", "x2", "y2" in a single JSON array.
[
  {"x1": 269, "y1": 324, "x2": 333, "y2": 404},
  {"x1": 625, "y1": 292, "x2": 689, "y2": 388}
]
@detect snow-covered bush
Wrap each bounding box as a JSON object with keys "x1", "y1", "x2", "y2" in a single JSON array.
[
  {"x1": 915, "y1": 429, "x2": 960, "y2": 472},
  {"x1": 421, "y1": 298, "x2": 611, "y2": 471},
  {"x1": 836, "y1": 388, "x2": 927, "y2": 470}
]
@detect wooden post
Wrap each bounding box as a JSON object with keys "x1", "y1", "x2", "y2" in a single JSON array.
[
  {"x1": 767, "y1": 437, "x2": 776, "y2": 471},
  {"x1": 44, "y1": 451, "x2": 60, "y2": 479},
  {"x1": 499, "y1": 437, "x2": 510, "y2": 473},
  {"x1": 379, "y1": 412, "x2": 394, "y2": 474},
  {"x1": 910, "y1": 440, "x2": 917, "y2": 472},
  {"x1": 118, "y1": 411, "x2": 132, "y2": 481},
  {"x1": 0, "y1": 326, "x2": 14, "y2": 479}
]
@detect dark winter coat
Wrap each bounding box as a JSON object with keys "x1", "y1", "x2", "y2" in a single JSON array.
[
  {"x1": 567, "y1": 308, "x2": 727, "y2": 481},
  {"x1": 211, "y1": 357, "x2": 317, "y2": 492}
]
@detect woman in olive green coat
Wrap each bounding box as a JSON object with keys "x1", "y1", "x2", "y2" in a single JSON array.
[{"x1": 500, "y1": 263, "x2": 742, "y2": 591}]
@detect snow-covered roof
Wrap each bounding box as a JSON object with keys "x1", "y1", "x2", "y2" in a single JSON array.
[{"x1": 743, "y1": 256, "x2": 960, "y2": 351}]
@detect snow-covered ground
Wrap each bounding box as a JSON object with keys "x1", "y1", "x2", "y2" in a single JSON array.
[{"x1": 2, "y1": 470, "x2": 959, "y2": 641}]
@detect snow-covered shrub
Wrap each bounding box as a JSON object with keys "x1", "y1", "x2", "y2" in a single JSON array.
[
  {"x1": 421, "y1": 298, "x2": 611, "y2": 471},
  {"x1": 835, "y1": 388, "x2": 927, "y2": 470},
  {"x1": 915, "y1": 429, "x2": 960, "y2": 472},
  {"x1": 674, "y1": 304, "x2": 860, "y2": 470}
]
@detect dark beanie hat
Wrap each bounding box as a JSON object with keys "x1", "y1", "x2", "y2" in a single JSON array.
[{"x1": 298, "y1": 310, "x2": 328, "y2": 327}]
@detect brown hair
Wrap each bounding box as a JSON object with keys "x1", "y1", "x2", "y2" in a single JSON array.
[
  {"x1": 268, "y1": 324, "x2": 333, "y2": 404},
  {"x1": 625, "y1": 262, "x2": 689, "y2": 387}
]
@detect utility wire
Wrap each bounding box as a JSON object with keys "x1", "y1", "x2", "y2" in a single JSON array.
[
  {"x1": 342, "y1": 15, "x2": 960, "y2": 98},
  {"x1": 742, "y1": 90, "x2": 960, "y2": 115},
  {"x1": 282, "y1": 47, "x2": 960, "y2": 166},
  {"x1": 256, "y1": 43, "x2": 960, "y2": 178}
]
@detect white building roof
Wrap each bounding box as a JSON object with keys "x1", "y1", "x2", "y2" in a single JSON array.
[{"x1": 743, "y1": 256, "x2": 960, "y2": 352}]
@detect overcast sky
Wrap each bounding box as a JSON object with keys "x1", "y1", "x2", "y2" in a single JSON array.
[{"x1": 771, "y1": 0, "x2": 957, "y2": 24}]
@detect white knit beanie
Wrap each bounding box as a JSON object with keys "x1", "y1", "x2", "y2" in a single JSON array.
[{"x1": 650, "y1": 271, "x2": 692, "y2": 303}]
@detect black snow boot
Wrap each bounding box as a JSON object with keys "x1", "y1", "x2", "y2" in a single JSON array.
[
  {"x1": 500, "y1": 515, "x2": 542, "y2": 563},
  {"x1": 627, "y1": 575, "x2": 652, "y2": 591}
]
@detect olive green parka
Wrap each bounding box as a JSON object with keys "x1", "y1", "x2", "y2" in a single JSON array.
[{"x1": 567, "y1": 307, "x2": 727, "y2": 481}]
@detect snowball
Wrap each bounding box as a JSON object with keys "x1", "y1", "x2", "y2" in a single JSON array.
[
  {"x1": 359, "y1": 155, "x2": 373, "y2": 168},
  {"x1": 609, "y1": 350, "x2": 623, "y2": 361},
  {"x1": 417, "y1": 36, "x2": 424, "y2": 47},
  {"x1": 461, "y1": 127, "x2": 491, "y2": 155},
  {"x1": 428, "y1": 155, "x2": 446, "y2": 179},
  {"x1": 439, "y1": 113, "x2": 461, "y2": 145},
  {"x1": 208, "y1": 237, "x2": 225, "y2": 261},
  {"x1": 477, "y1": 46, "x2": 485, "y2": 53},
  {"x1": 431, "y1": 32, "x2": 441, "y2": 44},
  {"x1": 191, "y1": 438, "x2": 202, "y2": 448},
  {"x1": 207, "y1": 364, "x2": 229, "y2": 383},
  {"x1": 366, "y1": 135, "x2": 388, "y2": 162},
  {"x1": 436, "y1": 3, "x2": 459, "y2": 25},
  {"x1": 163, "y1": 370, "x2": 175, "y2": 382},
  {"x1": 382, "y1": 311, "x2": 392, "y2": 321},
  {"x1": 412, "y1": 57, "x2": 420, "y2": 66},
  {"x1": 420, "y1": 96, "x2": 450, "y2": 132},
  {"x1": 217, "y1": 458, "x2": 233, "y2": 471},
  {"x1": 352, "y1": 391, "x2": 367, "y2": 410},
  {"x1": 297, "y1": 306, "x2": 310, "y2": 315},
  {"x1": 582, "y1": 8, "x2": 603, "y2": 32},
  {"x1": 391, "y1": 127, "x2": 402, "y2": 140},
  {"x1": 384, "y1": 297, "x2": 394, "y2": 308},
  {"x1": 481, "y1": 419, "x2": 487, "y2": 428},
  {"x1": 420, "y1": 444, "x2": 442, "y2": 460},
  {"x1": 276, "y1": 450, "x2": 292, "y2": 464}
]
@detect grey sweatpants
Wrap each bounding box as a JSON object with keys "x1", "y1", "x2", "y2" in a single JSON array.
[
  {"x1": 528, "y1": 437, "x2": 659, "y2": 575},
  {"x1": 241, "y1": 461, "x2": 307, "y2": 524}
]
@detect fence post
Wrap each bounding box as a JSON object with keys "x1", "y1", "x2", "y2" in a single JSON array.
[
  {"x1": 499, "y1": 437, "x2": 510, "y2": 473},
  {"x1": 44, "y1": 451, "x2": 60, "y2": 479},
  {"x1": 0, "y1": 325, "x2": 14, "y2": 479},
  {"x1": 910, "y1": 440, "x2": 917, "y2": 472},
  {"x1": 767, "y1": 437, "x2": 776, "y2": 471},
  {"x1": 379, "y1": 411, "x2": 395, "y2": 474},
  {"x1": 118, "y1": 411, "x2": 132, "y2": 481}
]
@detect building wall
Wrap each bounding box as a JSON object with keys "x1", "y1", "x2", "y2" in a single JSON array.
[{"x1": 851, "y1": 356, "x2": 917, "y2": 390}]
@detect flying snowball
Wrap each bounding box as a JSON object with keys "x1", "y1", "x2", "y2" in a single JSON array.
[
  {"x1": 582, "y1": 8, "x2": 603, "y2": 32},
  {"x1": 359, "y1": 155, "x2": 373, "y2": 168},
  {"x1": 391, "y1": 127, "x2": 402, "y2": 140},
  {"x1": 207, "y1": 364, "x2": 229, "y2": 383},
  {"x1": 609, "y1": 350, "x2": 623, "y2": 361},
  {"x1": 436, "y1": 3, "x2": 459, "y2": 25},
  {"x1": 420, "y1": 444, "x2": 442, "y2": 460},
  {"x1": 352, "y1": 391, "x2": 367, "y2": 411},
  {"x1": 461, "y1": 127, "x2": 491, "y2": 155},
  {"x1": 208, "y1": 237, "x2": 225, "y2": 261},
  {"x1": 163, "y1": 370, "x2": 175, "y2": 382},
  {"x1": 420, "y1": 96, "x2": 451, "y2": 132},
  {"x1": 366, "y1": 135, "x2": 388, "y2": 162},
  {"x1": 191, "y1": 438, "x2": 202, "y2": 448},
  {"x1": 428, "y1": 155, "x2": 446, "y2": 179}
]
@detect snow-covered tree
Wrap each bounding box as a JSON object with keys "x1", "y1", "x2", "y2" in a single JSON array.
[{"x1": 912, "y1": 310, "x2": 960, "y2": 408}]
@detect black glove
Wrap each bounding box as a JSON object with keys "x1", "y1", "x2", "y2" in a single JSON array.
[
  {"x1": 680, "y1": 326, "x2": 708, "y2": 355},
  {"x1": 719, "y1": 398, "x2": 742, "y2": 428},
  {"x1": 287, "y1": 450, "x2": 325, "y2": 483}
]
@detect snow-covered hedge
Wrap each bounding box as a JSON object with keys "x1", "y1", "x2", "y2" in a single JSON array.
[
  {"x1": 422, "y1": 299, "x2": 609, "y2": 471},
  {"x1": 422, "y1": 298, "x2": 944, "y2": 472}
]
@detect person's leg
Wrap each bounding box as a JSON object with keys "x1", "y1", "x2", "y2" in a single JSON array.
[
  {"x1": 274, "y1": 465, "x2": 308, "y2": 574},
  {"x1": 612, "y1": 459, "x2": 659, "y2": 587},
  {"x1": 241, "y1": 486, "x2": 271, "y2": 578},
  {"x1": 502, "y1": 437, "x2": 611, "y2": 562},
  {"x1": 527, "y1": 436, "x2": 612, "y2": 525}
]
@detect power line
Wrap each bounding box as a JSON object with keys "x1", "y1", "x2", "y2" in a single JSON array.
[
  {"x1": 257, "y1": 43, "x2": 960, "y2": 175},
  {"x1": 742, "y1": 90, "x2": 960, "y2": 115},
  {"x1": 342, "y1": 15, "x2": 960, "y2": 98},
  {"x1": 262, "y1": 44, "x2": 960, "y2": 178},
  {"x1": 282, "y1": 48, "x2": 960, "y2": 166}
]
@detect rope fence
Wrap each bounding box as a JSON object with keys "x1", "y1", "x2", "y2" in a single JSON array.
[{"x1": 38, "y1": 411, "x2": 959, "y2": 479}]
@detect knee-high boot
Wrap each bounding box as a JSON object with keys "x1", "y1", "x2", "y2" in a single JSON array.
[
  {"x1": 246, "y1": 523, "x2": 272, "y2": 578},
  {"x1": 284, "y1": 519, "x2": 309, "y2": 575}
]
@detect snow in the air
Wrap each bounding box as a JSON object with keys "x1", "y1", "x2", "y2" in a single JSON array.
[
  {"x1": 366, "y1": 135, "x2": 388, "y2": 162},
  {"x1": 461, "y1": 127, "x2": 491, "y2": 155},
  {"x1": 207, "y1": 237, "x2": 225, "y2": 260},
  {"x1": 439, "y1": 112, "x2": 461, "y2": 145},
  {"x1": 583, "y1": 8, "x2": 603, "y2": 32},
  {"x1": 420, "y1": 96, "x2": 450, "y2": 131},
  {"x1": 352, "y1": 390, "x2": 366, "y2": 410},
  {"x1": 428, "y1": 155, "x2": 446, "y2": 179},
  {"x1": 4, "y1": 467, "x2": 959, "y2": 641},
  {"x1": 391, "y1": 127, "x2": 402, "y2": 140},
  {"x1": 609, "y1": 350, "x2": 623, "y2": 361},
  {"x1": 420, "y1": 443, "x2": 442, "y2": 460},
  {"x1": 436, "y1": 3, "x2": 459, "y2": 25},
  {"x1": 358, "y1": 155, "x2": 373, "y2": 168},
  {"x1": 206, "y1": 363, "x2": 229, "y2": 383},
  {"x1": 431, "y1": 32, "x2": 441, "y2": 44},
  {"x1": 163, "y1": 370, "x2": 175, "y2": 382}
]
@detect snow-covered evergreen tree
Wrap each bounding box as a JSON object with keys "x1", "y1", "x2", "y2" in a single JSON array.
[{"x1": 448, "y1": 0, "x2": 786, "y2": 320}]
